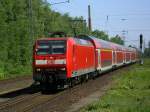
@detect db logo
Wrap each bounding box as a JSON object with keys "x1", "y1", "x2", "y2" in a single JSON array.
[{"x1": 47, "y1": 60, "x2": 55, "y2": 64}]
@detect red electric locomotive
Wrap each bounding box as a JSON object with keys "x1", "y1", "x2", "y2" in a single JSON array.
[
  {"x1": 33, "y1": 35, "x2": 96, "y2": 88},
  {"x1": 33, "y1": 33, "x2": 139, "y2": 88}
]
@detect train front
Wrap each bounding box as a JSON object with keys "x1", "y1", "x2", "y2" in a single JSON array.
[{"x1": 33, "y1": 38, "x2": 67, "y2": 85}]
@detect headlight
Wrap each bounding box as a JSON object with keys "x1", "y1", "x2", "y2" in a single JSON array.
[{"x1": 36, "y1": 68, "x2": 41, "y2": 71}]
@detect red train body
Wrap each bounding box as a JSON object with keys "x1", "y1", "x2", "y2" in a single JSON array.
[{"x1": 32, "y1": 35, "x2": 139, "y2": 88}]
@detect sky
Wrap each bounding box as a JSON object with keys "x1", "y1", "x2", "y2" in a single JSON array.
[{"x1": 48, "y1": 0, "x2": 150, "y2": 48}]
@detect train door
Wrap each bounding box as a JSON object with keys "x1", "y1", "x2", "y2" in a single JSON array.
[
  {"x1": 112, "y1": 50, "x2": 116, "y2": 65},
  {"x1": 115, "y1": 50, "x2": 117, "y2": 64},
  {"x1": 130, "y1": 52, "x2": 131, "y2": 62},
  {"x1": 96, "y1": 49, "x2": 101, "y2": 70},
  {"x1": 124, "y1": 51, "x2": 126, "y2": 63}
]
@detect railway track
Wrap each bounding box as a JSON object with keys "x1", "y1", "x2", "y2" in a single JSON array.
[
  {"x1": 0, "y1": 85, "x2": 40, "y2": 110},
  {"x1": 0, "y1": 86, "x2": 74, "y2": 112},
  {"x1": 0, "y1": 93, "x2": 41, "y2": 110},
  {"x1": 21, "y1": 91, "x2": 67, "y2": 112},
  {"x1": 0, "y1": 66, "x2": 132, "y2": 112}
]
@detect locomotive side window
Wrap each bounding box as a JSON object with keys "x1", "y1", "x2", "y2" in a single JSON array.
[{"x1": 36, "y1": 40, "x2": 66, "y2": 55}]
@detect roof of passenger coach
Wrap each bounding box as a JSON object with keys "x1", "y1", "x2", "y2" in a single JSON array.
[
  {"x1": 129, "y1": 47, "x2": 137, "y2": 52},
  {"x1": 124, "y1": 46, "x2": 133, "y2": 52},
  {"x1": 111, "y1": 43, "x2": 122, "y2": 51},
  {"x1": 89, "y1": 36, "x2": 113, "y2": 49},
  {"x1": 73, "y1": 37, "x2": 94, "y2": 46},
  {"x1": 76, "y1": 35, "x2": 137, "y2": 51}
]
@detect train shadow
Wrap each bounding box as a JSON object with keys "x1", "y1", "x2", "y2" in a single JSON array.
[
  {"x1": 0, "y1": 84, "x2": 42, "y2": 99},
  {"x1": 0, "y1": 84, "x2": 64, "y2": 99},
  {"x1": 41, "y1": 88, "x2": 64, "y2": 95}
]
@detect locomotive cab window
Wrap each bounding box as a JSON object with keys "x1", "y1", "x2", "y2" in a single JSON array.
[
  {"x1": 36, "y1": 40, "x2": 66, "y2": 55},
  {"x1": 52, "y1": 45, "x2": 65, "y2": 54}
]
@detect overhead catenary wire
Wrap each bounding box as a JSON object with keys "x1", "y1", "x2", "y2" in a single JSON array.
[
  {"x1": 109, "y1": 29, "x2": 150, "y2": 33},
  {"x1": 106, "y1": 13, "x2": 150, "y2": 17},
  {"x1": 44, "y1": 0, "x2": 70, "y2": 6}
]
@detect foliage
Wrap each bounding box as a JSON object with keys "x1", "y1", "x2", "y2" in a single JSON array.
[
  {"x1": 0, "y1": 0, "x2": 90, "y2": 79},
  {"x1": 144, "y1": 41, "x2": 150, "y2": 58},
  {"x1": 110, "y1": 35, "x2": 124, "y2": 45},
  {"x1": 144, "y1": 48, "x2": 150, "y2": 58},
  {"x1": 91, "y1": 30, "x2": 109, "y2": 41},
  {"x1": 0, "y1": 0, "x2": 115, "y2": 79},
  {"x1": 81, "y1": 59, "x2": 150, "y2": 112}
]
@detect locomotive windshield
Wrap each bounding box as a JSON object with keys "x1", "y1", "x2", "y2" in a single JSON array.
[{"x1": 36, "y1": 40, "x2": 66, "y2": 55}]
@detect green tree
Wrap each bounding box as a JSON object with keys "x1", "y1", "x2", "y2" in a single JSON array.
[
  {"x1": 110, "y1": 35, "x2": 124, "y2": 45},
  {"x1": 91, "y1": 30, "x2": 109, "y2": 40},
  {"x1": 144, "y1": 41, "x2": 150, "y2": 58},
  {"x1": 0, "y1": 0, "x2": 90, "y2": 78}
]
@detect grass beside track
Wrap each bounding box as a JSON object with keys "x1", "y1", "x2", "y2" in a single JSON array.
[
  {"x1": 0, "y1": 66, "x2": 31, "y2": 80},
  {"x1": 81, "y1": 59, "x2": 150, "y2": 112}
]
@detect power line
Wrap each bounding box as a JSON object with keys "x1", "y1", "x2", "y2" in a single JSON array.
[
  {"x1": 45, "y1": 0, "x2": 70, "y2": 5},
  {"x1": 109, "y1": 29, "x2": 150, "y2": 32},
  {"x1": 125, "y1": 40, "x2": 139, "y2": 42},
  {"x1": 106, "y1": 13, "x2": 150, "y2": 17}
]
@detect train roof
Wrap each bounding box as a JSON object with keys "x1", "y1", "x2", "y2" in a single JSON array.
[
  {"x1": 110, "y1": 43, "x2": 125, "y2": 51},
  {"x1": 36, "y1": 36, "x2": 138, "y2": 52},
  {"x1": 36, "y1": 37, "x2": 94, "y2": 47},
  {"x1": 36, "y1": 37, "x2": 68, "y2": 41},
  {"x1": 77, "y1": 35, "x2": 138, "y2": 52},
  {"x1": 90, "y1": 36, "x2": 114, "y2": 49},
  {"x1": 77, "y1": 35, "x2": 124, "y2": 50},
  {"x1": 77, "y1": 35, "x2": 112, "y2": 49}
]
